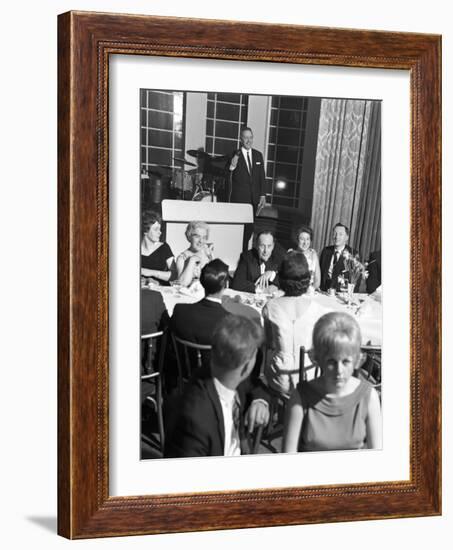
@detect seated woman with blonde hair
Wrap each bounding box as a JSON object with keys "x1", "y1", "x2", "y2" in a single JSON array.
[
  {"x1": 175, "y1": 221, "x2": 214, "y2": 287},
  {"x1": 283, "y1": 311, "x2": 382, "y2": 452}
]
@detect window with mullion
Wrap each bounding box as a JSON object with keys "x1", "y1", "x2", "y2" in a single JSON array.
[
  {"x1": 140, "y1": 89, "x2": 185, "y2": 171},
  {"x1": 205, "y1": 93, "x2": 249, "y2": 157},
  {"x1": 267, "y1": 95, "x2": 308, "y2": 207}
]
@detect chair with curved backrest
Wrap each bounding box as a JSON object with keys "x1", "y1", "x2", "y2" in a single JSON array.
[
  {"x1": 259, "y1": 346, "x2": 311, "y2": 454},
  {"x1": 244, "y1": 424, "x2": 265, "y2": 455},
  {"x1": 358, "y1": 345, "x2": 382, "y2": 396},
  {"x1": 169, "y1": 333, "x2": 265, "y2": 454},
  {"x1": 299, "y1": 346, "x2": 322, "y2": 382},
  {"x1": 141, "y1": 330, "x2": 167, "y2": 455},
  {"x1": 170, "y1": 333, "x2": 212, "y2": 394}
]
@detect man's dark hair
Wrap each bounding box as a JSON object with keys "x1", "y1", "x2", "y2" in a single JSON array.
[
  {"x1": 211, "y1": 315, "x2": 263, "y2": 371},
  {"x1": 255, "y1": 229, "x2": 275, "y2": 243},
  {"x1": 333, "y1": 222, "x2": 349, "y2": 236},
  {"x1": 240, "y1": 126, "x2": 253, "y2": 136},
  {"x1": 278, "y1": 251, "x2": 311, "y2": 297},
  {"x1": 200, "y1": 259, "x2": 229, "y2": 295}
]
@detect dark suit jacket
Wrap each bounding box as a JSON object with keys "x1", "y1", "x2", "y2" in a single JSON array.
[
  {"x1": 228, "y1": 148, "x2": 265, "y2": 208},
  {"x1": 366, "y1": 250, "x2": 381, "y2": 294},
  {"x1": 164, "y1": 365, "x2": 270, "y2": 458},
  {"x1": 231, "y1": 247, "x2": 285, "y2": 293},
  {"x1": 319, "y1": 245, "x2": 357, "y2": 292},
  {"x1": 141, "y1": 288, "x2": 168, "y2": 335},
  {"x1": 141, "y1": 289, "x2": 169, "y2": 374},
  {"x1": 169, "y1": 298, "x2": 228, "y2": 345}
]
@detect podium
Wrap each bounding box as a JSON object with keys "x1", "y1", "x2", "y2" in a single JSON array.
[{"x1": 161, "y1": 200, "x2": 253, "y2": 270}]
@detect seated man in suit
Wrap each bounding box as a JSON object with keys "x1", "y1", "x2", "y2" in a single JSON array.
[
  {"x1": 170, "y1": 258, "x2": 230, "y2": 345},
  {"x1": 164, "y1": 315, "x2": 270, "y2": 457},
  {"x1": 141, "y1": 287, "x2": 168, "y2": 335},
  {"x1": 319, "y1": 223, "x2": 358, "y2": 291},
  {"x1": 231, "y1": 230, "x2": 285, "y2": 293},
  {"x1": 366, "y1": 250, "x2": 382, "y2": 294}
]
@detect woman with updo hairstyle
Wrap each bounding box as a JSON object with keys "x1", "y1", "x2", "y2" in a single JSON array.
[
  {"x1": 262, "y1": 251, "x2": 330, "y2": 397},
  {"x1": 175, "y1": 221, "x2": 214, "y2": 287},
  {"x1": 288, "y1": 225, "x2": 321, "y2": 289},
  {"x1": 141, "y1": 209, "x2": 175, "y2": 285}
]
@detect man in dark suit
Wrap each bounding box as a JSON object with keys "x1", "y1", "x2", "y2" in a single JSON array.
[
  {"x1": 169, "y1": 259, "x2": 230, "y2": 345},
  {"x1": 164, "y1": 315, "x2": 270, "y2": 457},
  {"x1": 366, "y1": 250, "x2": 382, "y2": 294},
  {"x1": 231, "y1": 230, "x2": 285, "y2": 293},
  {"x1": 319, "y1": 223, "x2": 357, "y2": 292},
  {"x1": 227, "y1": 126, "x2": 266, "y2": 250},
  {"x1": 141, "y1": 288, "x2": 169, "y2": 374},
  {"x1": 141, "y1": 288, "x2": 168, "y2": 335}
]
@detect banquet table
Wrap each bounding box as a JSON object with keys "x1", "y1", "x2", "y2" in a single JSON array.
[{"x1": 148, "y1": 283, "x2": 382, "y2": 346}]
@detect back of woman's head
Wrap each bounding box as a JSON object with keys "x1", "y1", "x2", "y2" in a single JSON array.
[
  {"x1": 279, "y1": 251, "x2": 311, "y2": 296},
  {"x1": 311, "y1": 312, "x2": 362, "y2": 361}
]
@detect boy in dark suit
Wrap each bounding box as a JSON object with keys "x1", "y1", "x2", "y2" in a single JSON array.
[
  {"x1": 164, "y1": 315, "x2": 270, "y2": 457},
  {"x1": 169, "y1": 259, "x2": 230, "y2": 345}
]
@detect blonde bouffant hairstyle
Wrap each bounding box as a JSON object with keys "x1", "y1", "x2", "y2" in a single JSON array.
[
  {"x1": 311, "y1": 312, "x2": 362, "y2": 366},
  {"x1": 184, "y1": 221, "x2": 210, "y2": 242}
]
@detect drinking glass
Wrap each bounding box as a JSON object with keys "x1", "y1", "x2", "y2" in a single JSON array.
[{"x1": 170, "y1": 280, "x2": 183, "y2": 297}]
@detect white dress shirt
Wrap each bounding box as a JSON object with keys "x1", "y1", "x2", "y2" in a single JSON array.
[
  {"x1": 205, "y1": 296, "x2": 222, "y2": 304},
  {"x1": 213, "y1": 377, "x2": 241, "y2": 456},
  {"x1": 259, "y1": 261, "x2": 276, "y2": 281},
  {"x1": 241, "y1": 147, "x2": 253, "y2": 174}
]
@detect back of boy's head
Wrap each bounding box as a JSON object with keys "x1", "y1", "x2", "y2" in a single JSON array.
[
  {"x1": 211, "y1": 315, "x2": 263, "y2": 372},
  {"x1": 312, "y1": 312, "x2": 362, "y2": 360},
  {"x1": 200, "y1": 259, "x2": 229, "y2": 295}
]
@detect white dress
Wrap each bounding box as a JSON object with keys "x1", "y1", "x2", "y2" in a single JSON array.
[
  {"x1": 262, "y1": 295, "x2": 330, "y2": 397},
  {"x1": 303, "y1": 248, "x2": 317, "y2": 273}
]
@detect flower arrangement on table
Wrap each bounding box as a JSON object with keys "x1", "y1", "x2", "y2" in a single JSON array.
[{"x1": 341, "y1": 250, "x2": 369, "y2": 287}]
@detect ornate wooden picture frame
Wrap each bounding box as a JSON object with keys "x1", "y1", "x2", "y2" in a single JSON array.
[{"x1": 58, "y1": 11, "x2": 441, "y2": 539}]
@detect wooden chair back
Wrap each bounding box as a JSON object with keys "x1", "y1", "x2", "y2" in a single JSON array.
[
  {"x1": 141, "y1": 330, "x2": 167, "y2": 452},
  {"x1": 170, "y1": 333, "x2": 212, "y2": 393}
]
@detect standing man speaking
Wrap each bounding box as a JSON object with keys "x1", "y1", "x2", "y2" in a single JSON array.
[{"x1": 228, "y1": 127, "x2": 266, "y2": 250}]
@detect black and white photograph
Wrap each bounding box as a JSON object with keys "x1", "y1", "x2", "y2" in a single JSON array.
[{"x1": 139, "y1": 89, "x2": 382, "y2": 459}]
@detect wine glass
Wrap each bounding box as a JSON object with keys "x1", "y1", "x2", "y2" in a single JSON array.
[{"x1": 170, "y1": 279, "x2": 183, "y2": 297}]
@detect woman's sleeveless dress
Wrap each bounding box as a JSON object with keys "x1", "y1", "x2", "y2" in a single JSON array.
[{"x1": 297, "y1": 380, "x2": 372, "y2": 451}]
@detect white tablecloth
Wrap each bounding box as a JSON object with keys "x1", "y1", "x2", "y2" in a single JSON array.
[{"x1": 151, "y1": 285, "x2": 382, "y2": 346}]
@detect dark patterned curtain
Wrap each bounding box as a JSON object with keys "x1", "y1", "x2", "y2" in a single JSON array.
[
  {"x1": 353, "y1": 102, "x2": 381, "y2": 259},
  {"x1": 310, "y1": 99, "x2": 381, "y2": 262}
]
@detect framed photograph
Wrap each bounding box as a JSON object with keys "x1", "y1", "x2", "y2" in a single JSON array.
[{"x1": 58, "y1": 11, "x2": 441, "y2": 538}]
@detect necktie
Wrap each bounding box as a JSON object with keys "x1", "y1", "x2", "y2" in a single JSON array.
[
  {"x1": 232, "y1": 393, "x2": 241, "y2": 441},
  {"x1": 232, "y1": 395, "x2": 240, "y2": 430},
  {"x1": 333, "y1": 250, "x2": 340, "y2": 267},
  {"x1": 246, "y1": 151, "x2": 252, "y2": 174}
]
